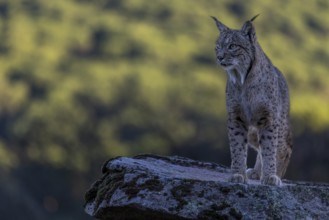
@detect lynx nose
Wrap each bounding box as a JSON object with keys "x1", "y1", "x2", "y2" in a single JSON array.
[
  {"x1": 217, "y1": 55, "x2": 224, "y2": 62},
  {"x1": 217, "y1": 50, "x2": 225, "y2": 62}
]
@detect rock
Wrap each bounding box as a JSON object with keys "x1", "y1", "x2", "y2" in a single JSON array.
[{"x1": 84, "y1": 154, "x2": 329, "y2": 220}]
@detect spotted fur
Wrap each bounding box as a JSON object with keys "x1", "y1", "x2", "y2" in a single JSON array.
[{"x1": 212, "y1": 16, "x2": 293, "y2": 186}]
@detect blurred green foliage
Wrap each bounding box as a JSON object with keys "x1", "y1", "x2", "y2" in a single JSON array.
[{"x1": 0, "y1": 0, "x2": 329, "y2": 219}]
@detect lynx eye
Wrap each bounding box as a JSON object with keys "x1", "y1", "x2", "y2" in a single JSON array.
[{"x1": 228, "y1": 44, "x2": 238, "y2": 50}]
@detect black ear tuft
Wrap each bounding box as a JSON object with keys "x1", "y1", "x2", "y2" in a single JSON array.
[
  {"x1": 250, "y1": 14, "x2": 260, "y2": 22},
  {"x1": 211, "y1": 16, "x2": 228, "y2": 32}
]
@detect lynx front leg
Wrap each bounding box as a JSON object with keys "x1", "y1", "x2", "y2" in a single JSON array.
[
  {"x1": 260, "y1": 127, "x2": 282, "y2": 186},
  {"x1": 228, "y1": 119, "x2": 248, "y2": 183}
]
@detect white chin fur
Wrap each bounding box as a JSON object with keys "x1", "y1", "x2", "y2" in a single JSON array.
[{"x1": 226, "y1": 67, "x2": 245, "y2": 85}]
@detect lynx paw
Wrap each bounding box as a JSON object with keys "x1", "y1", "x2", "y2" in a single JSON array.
[
  {"x1": 229, "y1": 173, "x2": 247, "y2": 184},
  {"x1": 246, "y1": 168, "x2": 261, "y2": 180},
  {"x1": 261, "y1": 175, "x2": 282, "y2": 186}
]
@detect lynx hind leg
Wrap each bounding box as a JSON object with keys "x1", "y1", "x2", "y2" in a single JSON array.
[
  {"x1": 246, "y1": 152, "x2": 262, "y2": 180},
  {"x1": 276, "y1": 147, "x2": 292, "y2": 178},
  {"x1": 276, "y1": 131, "x2": 293, "y2": 178}
]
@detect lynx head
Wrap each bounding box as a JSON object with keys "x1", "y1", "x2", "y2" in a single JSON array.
[{"x1": 211, "y1": 15, "x2": 259, "y2": 77}]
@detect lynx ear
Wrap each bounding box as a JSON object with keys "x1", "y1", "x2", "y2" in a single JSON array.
[
  {"x1": 241, "y1": 14, "x2": 259, "y2": 42},
  {"x1": 211, "y1": 16, "x2": 228, "y2": 32}
]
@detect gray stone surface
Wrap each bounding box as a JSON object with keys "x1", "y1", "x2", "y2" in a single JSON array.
[{"x1": 84, "y1": 154, "x2": 329, "y2": 220}]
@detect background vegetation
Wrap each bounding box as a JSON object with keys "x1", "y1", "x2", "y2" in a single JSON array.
[{"x1": 0, "y1": 0, "x2": 328, "y2": 219}]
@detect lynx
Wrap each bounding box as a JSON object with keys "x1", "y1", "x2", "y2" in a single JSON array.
[{"x1": 211, "y1": 15, "x2": 292, "y2": 186}]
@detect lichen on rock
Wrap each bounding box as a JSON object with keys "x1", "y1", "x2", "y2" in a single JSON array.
[{"x1": 84, "y1": 154, "x2": 329, "y2": 220}]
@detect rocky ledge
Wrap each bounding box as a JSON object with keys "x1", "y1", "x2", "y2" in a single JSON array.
[{"x1": 84, "y1": 154, "x2": 329, "y2": 219}]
